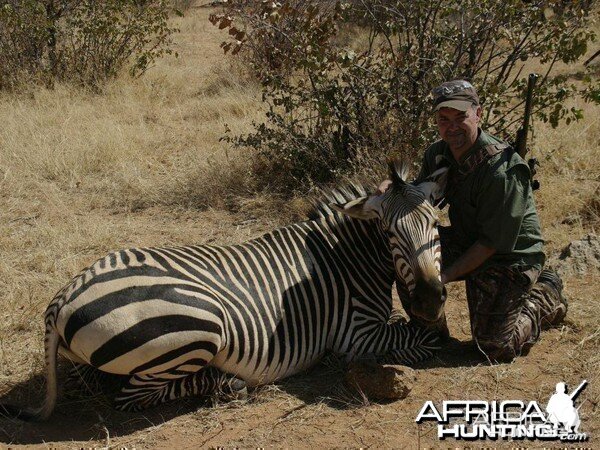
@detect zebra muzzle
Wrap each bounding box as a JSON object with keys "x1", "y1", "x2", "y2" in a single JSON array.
[{"x1": 410, "y1": 281, "x2": 446, "y2": 323}]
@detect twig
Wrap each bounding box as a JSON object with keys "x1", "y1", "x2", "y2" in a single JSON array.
[
  {"x1": 197, "y1": 420, "x2": 224, "y2": 447},
  {"x1": 577, "y1": 329, "x2": 600, "y2": 348},
  {"x1": 274, "y1": 403, "x2": 308, "y2": 426},
  {"x1": 8, "y1": 214, "x2": 40, "y2": 224},
  {"x1": 584, "y1": 49, "x2": 600, "y2": 66},
  {"x1": 95, "y1": 412, "x2": 110, "y2": 450}
]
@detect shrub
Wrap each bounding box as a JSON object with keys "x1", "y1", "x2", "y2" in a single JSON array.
[
  {"x1": 0, "y1": 1, "x2": 49, "y2": 89},
  {"x1": 211, "y1": 0, "x2": 598, "y2": 193},
  {"x1": 0, "y1": 0, "x2": 178, "y2": 90}
]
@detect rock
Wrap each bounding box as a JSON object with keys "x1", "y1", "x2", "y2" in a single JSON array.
[
  {"x1": 345, "y1": 361, "x2": 416, "y2": 400},
  {"x1": 549, "y1": 234, "x2": 600, "y2": 276}
]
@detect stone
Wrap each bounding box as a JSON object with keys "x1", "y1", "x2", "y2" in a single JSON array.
[
  {"x1": 549, "y1": 234, "x2": 600, "y2": 276},
  {"x1": 345, "y1": 360, "x2": 416, "y2": 400}
]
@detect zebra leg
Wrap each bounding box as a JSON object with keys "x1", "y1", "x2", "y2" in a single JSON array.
[
  {"x1": 64, "y1": 363, "x2": 123, "y2": 397},
  {"x1": 347, "y1": 297, "x2": 440, "y2": 365},
  {"x1": 114, "y1": 371, "x2": 193, "y2": 412},
  {"x1": 377, "y1": 323, "x2": 441, "y2": 365},
  {"x1": 114, "y1": 367, "x2": 247, "y2": 412},
  {"x1": 64, "y1": 363, "x2": 99, "y2": 397},
  {"x1": 188, "y1": 366, "x2": 248, "y2": 401}
]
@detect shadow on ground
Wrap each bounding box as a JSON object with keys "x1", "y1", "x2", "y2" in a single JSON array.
[
  {"x1": 0, "y1": 367, "x2": 212, "y2": 445},
  {"x1": 0, "y1": 337, "x2": 486, "y2": 445},
  {"x1": 416, "y1": 337, "x2": 486, "y2": 369},
  {"x1": 260, "y1": 337, "x2": 488, "y2": 410}
]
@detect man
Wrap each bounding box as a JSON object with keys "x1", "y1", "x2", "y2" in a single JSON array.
[{"x1": 385, "y1": 80, "x2": 567, "y2": 362}]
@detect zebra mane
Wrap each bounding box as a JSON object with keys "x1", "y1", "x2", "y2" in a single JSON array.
[{"x1": 307, "y1": 182, "x2": 373, "y2": 220}]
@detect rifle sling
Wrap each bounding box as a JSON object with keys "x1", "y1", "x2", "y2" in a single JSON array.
[{"x1": 441, "y1": 143, "x2": 510, "y2": 207}]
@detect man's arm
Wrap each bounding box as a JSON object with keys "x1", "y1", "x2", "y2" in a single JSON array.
[
  {"x1": 441, "y1": 241, "x2": 496, "y2": 284},
  {"x1": 441, "y1": 163, "x2": 531, "y2": 284}
]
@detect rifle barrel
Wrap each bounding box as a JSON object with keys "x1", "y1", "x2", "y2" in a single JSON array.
[
  {"x1": 516, "y1": 73, "x2": 539, "y2": 159},
  {"x1": 569, "y1": 380, "x2": 588, "y2": 401}
]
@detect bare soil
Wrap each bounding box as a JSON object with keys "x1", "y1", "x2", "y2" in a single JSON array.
[{"x1": 0, "y1": 206, "x2": 598, "y2": 448}]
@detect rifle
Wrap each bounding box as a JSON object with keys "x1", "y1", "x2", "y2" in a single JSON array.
[
  {"x1": 569, "y1": 380, "x2": 588, "y2": 402},
  {"x1": 515, "y1": 73, "x2": 540, "y2": 190}
]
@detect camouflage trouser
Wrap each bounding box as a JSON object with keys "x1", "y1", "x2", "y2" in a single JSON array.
[{"x1": 440, "y1": 226, "x2": 567, "y2": 362}]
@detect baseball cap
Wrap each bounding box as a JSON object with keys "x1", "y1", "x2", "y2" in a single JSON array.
[{"x1": 432, "y1": 80, "x2": 479, "y2": 112}]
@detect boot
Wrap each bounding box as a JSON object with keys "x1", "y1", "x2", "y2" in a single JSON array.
[{"x1": 530, "y1": 269, "x2": 568, "y2": 328}]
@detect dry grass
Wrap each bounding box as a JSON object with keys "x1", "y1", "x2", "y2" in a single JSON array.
[
  {"x1": 534, "y1": 99, "x2": 600, "y2": 252},
  {"x1": 0, "y1": 4, "x2": 265, "y2": 389},
  {"x1": 0, "y1": 7, "x2": 264, "y2": 211},
  {"x1": 0, "y1": 3, "x2": 599, "y2": 448}
]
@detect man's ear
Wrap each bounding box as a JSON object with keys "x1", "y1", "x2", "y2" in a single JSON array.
[
  {"x1": 330, "y1": 196, "x2": 380, "y2": 220},
  {"x1": 418, "y1": 167, "x2": 448, "y2": 204},
  {"x1": 475, "y1": 105, "x2": 483, "y2": 122}
]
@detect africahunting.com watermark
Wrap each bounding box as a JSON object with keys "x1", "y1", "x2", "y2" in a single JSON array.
[{"x1": 416, "y1": 380, "x2": 589, "y2": 442}]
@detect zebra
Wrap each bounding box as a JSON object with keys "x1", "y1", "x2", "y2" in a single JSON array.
[{"x1": 0, "y1": 160, "x2": 448, "y2": 421}]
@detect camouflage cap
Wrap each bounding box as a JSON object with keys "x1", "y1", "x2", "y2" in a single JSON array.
[{"x1": 432, "y1": 80, "x2": 479, "y2": 112}]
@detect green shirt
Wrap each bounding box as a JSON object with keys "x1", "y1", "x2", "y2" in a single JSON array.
[{"x1": 417, "y1": 130, "x2": 545, "y2": 272}]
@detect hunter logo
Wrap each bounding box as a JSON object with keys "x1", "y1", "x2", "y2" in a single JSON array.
[{"x1": 416, "y1": 380, "x2": 589, "y2": 441}]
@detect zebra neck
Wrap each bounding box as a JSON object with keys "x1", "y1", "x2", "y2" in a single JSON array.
[{"x1": 312, "y1": 214, "x2": 395, "y2": 285}]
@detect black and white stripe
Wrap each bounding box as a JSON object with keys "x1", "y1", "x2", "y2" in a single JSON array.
[{"x1": 2, "y1": 161, "x2": 448, "y2": 419}]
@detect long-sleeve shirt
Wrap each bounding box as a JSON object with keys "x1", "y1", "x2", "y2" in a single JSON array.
[{"x1": 416, "y1": 129, "x2": 545, "y2": 272}]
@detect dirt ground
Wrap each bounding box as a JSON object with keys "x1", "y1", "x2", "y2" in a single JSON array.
[{"x1": 0, "y1": 206, "x2": 598, "y2": 449}]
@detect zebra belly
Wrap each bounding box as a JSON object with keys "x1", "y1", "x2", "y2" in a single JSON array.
[
  {"x1": 205, "y1": 285, "x2": 343, "y2": 385},
  {"x1": 211, "y1": 343, "x2": 327, "y2": 386}
]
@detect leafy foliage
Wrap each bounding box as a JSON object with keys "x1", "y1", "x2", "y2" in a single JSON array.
[
  {"x1": 211, "y1": 0, "x2": 598, "y2": 193},
  {"x1": 0, "y1": 0, "x2": 178, "y2": 90},
  {"x1": 0, "y1": 1, "x2": 49, "y2": 88}
]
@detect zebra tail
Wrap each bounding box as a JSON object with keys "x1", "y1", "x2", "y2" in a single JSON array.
[{"x1": 0, "y1": 322, "x2": 60, "y2": 422}]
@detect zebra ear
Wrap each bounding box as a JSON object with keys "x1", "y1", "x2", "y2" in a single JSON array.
[
  {"x1": 388, "y1": 158, "x2": 409, "y2": 188},
  {"x1": 330, "y1": 196, "x2": 380, "y2": 220},
  {"x1": 418, "y1": 166, "x2": 448, "y2": 204}
]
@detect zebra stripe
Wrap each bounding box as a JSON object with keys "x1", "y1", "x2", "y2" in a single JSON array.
[{"x1": 2, "y1": 168, "x2": 446, "y2": 419}]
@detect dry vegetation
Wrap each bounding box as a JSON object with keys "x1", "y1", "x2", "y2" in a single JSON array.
[{"x1": 0, "y1": 3, "x2": 598, "y2": 448}]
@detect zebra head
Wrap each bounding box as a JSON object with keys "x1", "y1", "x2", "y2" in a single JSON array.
[{"x1": 331, "y1": 159, "x2": 448, "y2": 326}]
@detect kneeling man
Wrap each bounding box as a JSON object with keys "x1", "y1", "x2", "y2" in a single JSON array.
[{"x1": 394, "y1": 80, "x2": 567, "y2": 362}]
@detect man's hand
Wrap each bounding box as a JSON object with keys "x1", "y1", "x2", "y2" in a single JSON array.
[
  {"x1": 441, "y1": 272, "x2": 449, "y2": 285},
  {"x1": 376, "y1": 179, "x2": 393, "y2": 195},
  {"x1": 441, "y1": 241, "x2": 496, "y2": 284}
]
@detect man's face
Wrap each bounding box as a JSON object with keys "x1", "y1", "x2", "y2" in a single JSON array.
[{"x1": 435, "y1": 105, "x2": 481, "y2": 152}]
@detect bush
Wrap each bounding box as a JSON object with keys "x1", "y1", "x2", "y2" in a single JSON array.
[
  {"x1": 211, "y1": 0, "x2": 598, "y2": 193},
  {"x1": 0, "y1": 1, "x2": 49, "y2": 89},
  {"x1": 0, "y1": 0, "x2": 178, "y2": 90}
]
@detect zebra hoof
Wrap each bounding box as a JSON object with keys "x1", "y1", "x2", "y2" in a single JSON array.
[
  {"x1": 232, "y1": 386, "x2": 248, "y2": 401},
  {"x1": 224, "y1": 378, "x2": 248, "y2": 401}
]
